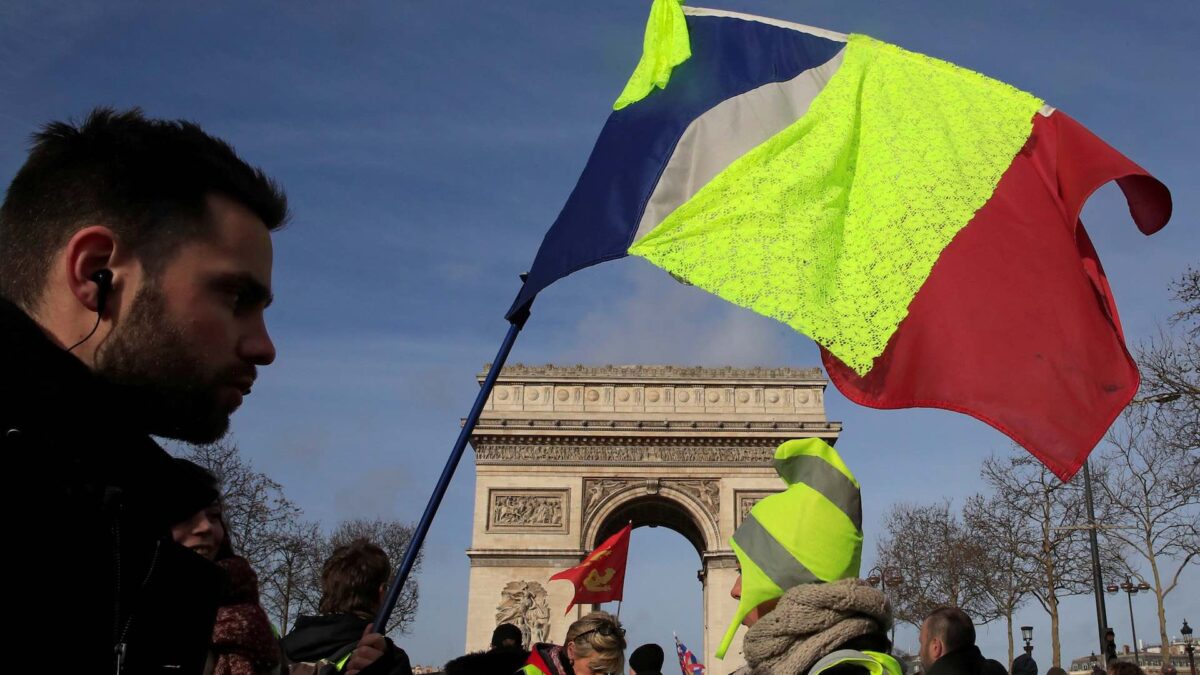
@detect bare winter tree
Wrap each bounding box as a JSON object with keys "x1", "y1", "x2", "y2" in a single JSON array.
[
  {"x1": 1135, "y1": 267, "x2": 1200, "y2": 454},
  {"x1": 173, "y1": 443, "x2": 423, "y2": 637},
  {"x1": 176, "y1": 440, "x2": 301, "y2": 572},
  {"x1": 259, "y1": 519, "x2": 324, "y2": 633},
  {"x1": 981, "y1": 451, "x2": 1124, "y2": 667},
  {"x1": 875, "y1": 500, "x2": 991, "y2": 627},
  {"x1": 1097, "y1": 405, "x2": 1199, "y2": 656},
  {"x1": 325, "y1": 518, "x2": 423, "y2": 637},
  {"x1": 1085, "y1": 266, "x2": 1200, "y2": 654},
  {"x1": 963, "y1": 493, "x2": 1035, "y2": 668}
]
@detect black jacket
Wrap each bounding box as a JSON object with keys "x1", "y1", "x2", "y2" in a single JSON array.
[
  {"x1": 282, "y1": 613, "x2": 413, "y2": 675},
  {"x1": 2, "y1": 298, "x2": 222, "y2": 674},
  {"x1": 444, "y1": 646, "x2": 529, "y2": 675},
  {"x1": 927, "y1": 646, "x2": 1008, "y2": 675}
]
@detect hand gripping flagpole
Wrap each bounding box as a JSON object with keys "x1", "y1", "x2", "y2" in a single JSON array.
[{"x1": 373, "y1": 278, "x2": 535, "y2": 634}]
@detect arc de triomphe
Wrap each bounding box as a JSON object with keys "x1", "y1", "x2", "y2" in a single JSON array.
[{"x1": 464, "y1": 364, "x2": 840, "y2": 674}]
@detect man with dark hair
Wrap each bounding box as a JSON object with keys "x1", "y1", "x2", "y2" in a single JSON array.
[
  {"x1": 2, "y1": 108, "x2": 288, "y2": 673},
  {"x1": 442, "y1": 623, "x2": 530, "y2": 675},
  {"x1": 492, "y1": 623, "x2": 524, "y2": 650},
  {"x1": 1107, "y1": 663, "x2": 1145, "y2": 675},
  {"x1": 629, "y1": 643, "x2": 665, "y2": 675},
  {"x1": 918, "y1": 607, "x2": 1006, "y2": 675},
  {"x1": 282, "y1": 539, "x2": 414, "y2": 675}
]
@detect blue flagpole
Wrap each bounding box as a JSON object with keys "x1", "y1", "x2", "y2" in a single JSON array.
[{"x1": 372, "y1": 280, "x2": 534, "y2": 634}]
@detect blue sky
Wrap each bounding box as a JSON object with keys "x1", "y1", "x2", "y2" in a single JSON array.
[{"x1": 2, "y1": 0, "x2": 1196, "y2": 669}]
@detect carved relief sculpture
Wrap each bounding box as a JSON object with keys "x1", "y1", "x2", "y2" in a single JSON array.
[
  {"x1": 489, "y1": 491, "x2": 566, "y2": 530},
  {"x1": 583, "y1": 479, "x2": 636, "y2": 518},
  {"x1": 496, "y1": 581, "x2": 551, "y2": 648},
  {"x1": 477, "y1": 445, "x2": 777, "y2": 465},
  {"x1": 663, "y1": 479, "x2": 721, "y2": 515}
]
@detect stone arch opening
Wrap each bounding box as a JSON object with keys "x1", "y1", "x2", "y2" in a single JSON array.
[{"x1": 584, "y1": 483, "x2": 721, "y2": 558}]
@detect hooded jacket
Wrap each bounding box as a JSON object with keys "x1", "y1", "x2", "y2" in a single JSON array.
[{"x1": 282, "y1": 613, "x2": 413, "y2": 675}]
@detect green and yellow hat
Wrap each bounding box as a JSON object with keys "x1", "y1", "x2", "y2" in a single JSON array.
[{"x1": 717, "y1": 438, "x2": 863, "y2": 658}]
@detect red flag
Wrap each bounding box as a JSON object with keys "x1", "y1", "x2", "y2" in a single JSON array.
[
  {"x1": 550, "y1": 524, "x2": 631, "y2": 614},
  {"x1": 821, "y1": 111, "x2": 1171, "y2": 481}
]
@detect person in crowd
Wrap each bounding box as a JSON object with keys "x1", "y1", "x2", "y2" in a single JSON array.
[
  {"x1": 1105, "y1": 630, "x2": 1119, "y2": 662},
  {"x1": 1010, "y1": 650, "x2": 1037, "y2": 675},
  {"x1": 518, "y1": 611, "x2": 626, "y2": 675},
  {"x1": 1046, "y1": 666, "x2": 1067, "y2": 675},
  {"x1": 629, "y1": 643, "x2": 665, "y2": 675},
  {"x1": 169, "y1": 459, "x2": 282, "y2": 675},
  {"x1": 722, "y1": 438, "x2": 898, "y2": 675},
  {"x1": 1, "y1": 107, "x2": 288, "y2": 672},
  {"x1": 917, "y1": 607, "x2": 1005, "y2": 675},
  {"x1": 1107, "y1": 663, "x2": 1144, "y2": 675},
  {"x1": 493, "y1": 624, "x2": 525, "y2": 650},
  {"x1": 444, "y1": 623, "x2": 529, "y2": 675},
  {"x1": 282, "y1": 539, "x2": 413, "y2": 675}
]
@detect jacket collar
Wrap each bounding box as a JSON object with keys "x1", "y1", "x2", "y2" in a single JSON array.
[
  {"x1": 1, "y1": 297, "x2": 177, "y2": 510},
  {"x1": 928, "y1": 645, "x2": 987, "y2": 675}
]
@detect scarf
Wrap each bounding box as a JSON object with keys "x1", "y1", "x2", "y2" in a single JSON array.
[
  {"x1": 211, "y1": 556, "x2": 281, "y2": 675},
  {"x1": 742, "y1": 578, "x2": 891, "y2": 675}
]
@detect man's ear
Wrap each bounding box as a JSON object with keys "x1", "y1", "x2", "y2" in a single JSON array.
[{"x1": 63, "y1": 226, "x2": 119, "y2": 313}]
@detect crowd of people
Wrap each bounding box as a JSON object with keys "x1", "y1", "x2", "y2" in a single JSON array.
[{"x1": 0, "y1": 110, "x2": 1164, "y2": 675}]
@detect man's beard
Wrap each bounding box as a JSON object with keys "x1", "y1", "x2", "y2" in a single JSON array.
[{"x1": 94, "y1": 282, "x2": 242, "y2": 443}]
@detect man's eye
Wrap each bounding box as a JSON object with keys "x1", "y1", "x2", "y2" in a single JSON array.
[{"x1": 225, "y1": 289, "x2": 250, "y2": 310}]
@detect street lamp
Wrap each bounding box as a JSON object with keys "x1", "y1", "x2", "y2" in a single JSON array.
[
  {"x1": 1182, "y1": 620, "x2": 1195, "y2": 675},
  {"x1": 1022, "y1": 626, "x2": 1034, "y2": 655},
  {"x1": 866, "y1": 565, "x2": 904, "y2": 643},
  {"x1": 1106, "y1": 576, "x2": 1151, "y2": 665}
]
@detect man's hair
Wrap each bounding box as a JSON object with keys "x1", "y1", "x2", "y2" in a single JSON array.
[
  {"x1": 0, "y1": 107, "x2": 289, "y2": 309},
  {"x1": 318, "y1": 539, "x2": 391, "y2": 617},
  {"x1": 491, "y1": 623, "x2": 523, "y2": 649},
  {"x1": 924, "y1": 606, "x2": 976, "y2": 653},
  {"x1": 630, "y1": 643, "x2": 665, "y2": 672},
  {"x1": 1108, "y1": 662, "x2": 1145, "y2": 675}
]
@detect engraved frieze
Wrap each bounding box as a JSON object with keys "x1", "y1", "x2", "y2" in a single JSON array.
[
  {"x1": 488, "y1": 490, "x2": 567, "y2": 531},
  {"x1": 475, "y1": 445, "x2": 777, "y2": 465}
]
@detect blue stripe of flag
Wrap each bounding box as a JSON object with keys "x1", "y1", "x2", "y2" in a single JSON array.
[{"x1": 508, "y1": 14, "x2": 844, "y2": 318}]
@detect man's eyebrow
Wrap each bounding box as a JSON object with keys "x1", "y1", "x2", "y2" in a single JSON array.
[{"x1": 212, "y1": 272, "x2": 273, "y2": 308}]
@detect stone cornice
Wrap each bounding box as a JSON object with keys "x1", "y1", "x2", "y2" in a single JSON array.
[
  {"x1": 473, "y1": 443, "x2": 787, "y2": 466},
  {"x1": 466, "y1": 548, "x2": 585, "y2": 568},
  {"x1": 480, "y1": 363, "x2": 825, "y2": 382},
  {"x1": 472, "y1": 419, "x2": 841, "y2": 433},
  {"x1": 476, "y1": 365, "x2": 836, "y2": 422}
]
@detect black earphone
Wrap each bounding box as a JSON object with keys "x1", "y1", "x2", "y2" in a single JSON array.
[
  {"x1": 67, "y1": 268, "x2": 113, "y2": 352},
  {"x1": 92, "y1": 268, "x2": 113, "y2": 316}
]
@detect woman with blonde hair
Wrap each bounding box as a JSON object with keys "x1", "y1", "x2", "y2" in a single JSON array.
[{"x1": 518, "y1": 611, "x2": 626, "y2": 675}]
